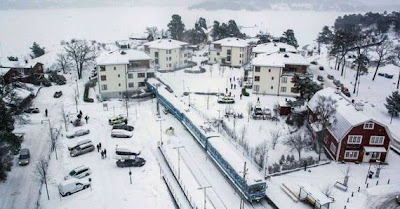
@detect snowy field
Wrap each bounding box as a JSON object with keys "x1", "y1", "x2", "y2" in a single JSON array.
[{"x1": 0, "y1": 7, "x2": 345, "y2": 55}]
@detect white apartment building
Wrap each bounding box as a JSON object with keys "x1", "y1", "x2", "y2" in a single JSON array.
[
  {"x1": 252, "y1": 42, "x2": 298, "y2": 57},
  {"x1": 208, "y1": 37, "x2": 250, "y2": 67},
  {"x1": 96, "y1": 49, "x2": 155, "y2": 98},
  {"x1": 144, "y1": 39, "x2": 190, "y2": 70},
  {"x1": 252, "y1": 52, "x2": 309, "y2": 97}
]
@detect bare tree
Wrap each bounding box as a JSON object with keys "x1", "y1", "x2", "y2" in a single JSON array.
[
  {"x1": 247, "y1": 102, "x2": 252, "y2": 122},
  {"x1": 61, "y1": 105, "x2": 69, "y2": 132},
  {"x1": 72, "y1": 89, "x2": 79, "y2": 113},
  {"x1": 372, "y1": 36, "x2": 393, "y2": 81},
  {"x1": 322, "y1": 184, "x2": 334, "y2": 197},
  {"x1": 270, "y1": 129, "x2": 281, "y2": 150},
  {"x1": 64, "y1": 40, "x2": 96, "y2": 79},
  {"x1": 32, "y1": 157, "x2": 51, "y2": 200},
  {"x1": 145, "y1": 27, "x2": 159, "y2": 41},
  {"x1": 343, "y1": 165, "x2": 350, "y2": 186},
  {"x1": 394, "y1": 46, "x2": 400, "y2": 89},
  {"x1": 50, "y1": 128, "x2": 61, "y2": 160},
  {"x1": 56, "y1": 53, "x2": 72, "y2": 74},
  {"x1": 283, "y1": 132, "x2": 309, "y2": 160},
  {"x1": 313, "y1": 95, "x2": 337, "y2": 161}
]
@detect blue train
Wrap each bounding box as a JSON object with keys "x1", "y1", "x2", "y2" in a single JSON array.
[{"x1": 146, "y1": 79, "x2": 266, "y2": 201}]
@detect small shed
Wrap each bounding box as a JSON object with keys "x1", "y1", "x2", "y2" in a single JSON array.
[
  {"x1": 298, "y1": 183, "x2": 333, "y2": 209},
  {"x1": 277, "y1": 100, "x2": 292, "y2": 116}
]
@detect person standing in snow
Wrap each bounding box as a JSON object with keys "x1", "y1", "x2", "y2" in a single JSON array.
[
  {"x1": 45, "y1": 109, "x2": 48, "y2": 117},
  {"x1": 104, "y1": 149, "x2": 107, "y2": 158},
  {"x1": 96, "y1": 144, "x2": 100, "y2": 152},
  {"x1": 99, "y1": 142, "x2": 102, "y2": 149},
  {"x1": 85, "y1": 115, "x2": 89, "y2": 124}
]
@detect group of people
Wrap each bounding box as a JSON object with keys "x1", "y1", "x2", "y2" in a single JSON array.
[{"x1": 96, "y1": 143, "x2": 107, "y2": 159}]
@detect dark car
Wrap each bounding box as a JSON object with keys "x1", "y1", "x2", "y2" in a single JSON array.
[
  {"x1": 112, "y1": 124, "x2": 134, "y2": 131},
  {"x1": 319, "y1": 66, "x2": 324, "y2": 71},
  {"x1": 54, "y1": 91, "x2": 63, "y2": 98},
  {"x1": 310, "y1": 61, "x2": 318, "y2": 65},
  {"x1": 327, "y1": 74, "x2": 334, "y2": 80},
  {"x1": 384, "y1": 73, "x2": 394, "y2": 79},
  {"x1": 24, "y1": 107, "x2": 40, "y2": 114},
  {"x1": 116, "y1": 157, "x2": 146, "y2": 168},
  {"x1": 333, "y1": 79, "x2": 343, "y2": 87},
  {"x1": 317, "y1": 75, "x2": 324, "y2": 82},
  {"x1": 341, "y1": 87, "x2": 351, "y2": 97}
]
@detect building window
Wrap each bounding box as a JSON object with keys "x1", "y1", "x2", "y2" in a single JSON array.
[
  {"x1": 240, "y1": 60, "x2": 242, "y2": 64},
  {"x1": 227, "y1": 49, "x2": 231, "y2": 55},
  {"x1": 344, "y1": 151, "x2": 359, "y2": 159},
  {"x1": 101, "y1": 84, "x2": 107, "y2": 90},
  {"x1": 217, "y1": 52, "x2": 220, "y2": 56},
  {"x1": 169, "y1": 57, "x2": 172, "y2": 61},
  {"x1": 214, "y1": 58, "x2": 216, "y2": 62},
  {"x1": 255, "y1": 67, "x2": 260, "y2": 72},
  {"x1": 364, "y1": 123, "x2": 374, "y2": 129},
  {"x1": 147, "y1": 72, "x2": 155, "y2": 78},
  {"x1": 155, "y1": 52, "x2": 159, "y2": 58},
  {"x1": 271, "y1": 86, "x2": 273, "y2": 89},
  {"x1": 114, "y1": 67, "x2": 116, "y2": 70},
  {"x1": 138, "y1": 73, "x2": 145, "y2": 78},
  {"x1": 268, "y1": 69, "x2": 271, "y2": 72},
  {"x1": 155, "y1": 59, "x2": 159, "y2": 65},
  {"x1": 118, "y1": 83, "x2": 121, "y2": 87},
  {"x1": 282, "y1": 77, "x2": 287, "y2": 83},
  {"x1": 271, "y1": 76, "x2": 274, "y2": 80},
  {"x1": 184, "y1": 53, "x2": 187, "y2": 57},
  {"x1": 254, "y1": 85, "x2": 259, "y2": 92},
  {"x1": 254, "y1": 76, "x2": 260, "y2": 82},
  {"x1": 168, "y1": 50, "x2": 172, "y2": 54},
  {"x1": 100, "y1": 75, "x2": 106, "y2": 81},
  {"x1": 118, "y1": 74, "x2": 120, "y2": 78},
  {"x1": 100, "y1": 66, "x2": 106, "y2": 71},
  {"x1": 166, "y1": 57, "x2": 169, "y2": 61},
  {"x1": 138, "y1": 82, "x2": 145, "y2": 87},
  {"x1": 281, "y1": 87, "x2": 286, "y2": 92},
  {"x1": 128, "y1": 73, "x2": 133, "y2": 79},
  {"x1": 330, "y1": 143, "x2": 336, "y2": 154},
  {"x1": 128, "y1": 82, "x2": 134, "y2": 88},
  {"x1": 347, "y1": 135, "x2": 362, "y2": 144},
  {"x1": 371, "y1": 152, "x2": 381, "y2": 159},
  {"x1": 370, "y1": 136, "x2": 385, "y2": 145}
]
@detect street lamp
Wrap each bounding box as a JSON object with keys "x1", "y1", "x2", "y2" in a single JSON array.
[
  {"x1": 156, "y1": 118, "x2": 166, "y2": 146},
  {"x1": 173, "y1": 146, "x2": 184, "y2": 179},
  {"x1": 198, "y1": 186, "x2": 212, "y2": 209}
]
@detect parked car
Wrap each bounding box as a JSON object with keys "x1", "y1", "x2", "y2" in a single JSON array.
[
  {"x1": 108, "y1": 116, "x2": 127, "y2": 125},
  {"x1": 64, "y1": 166, "x2": 91, "y2": 180},
  {"x1": 341, "y1": 87, "x2": 351, "y2": 97},
  {"x1": 116, "y1": 157, "x2": 146, "y2": 168},
  {"x1": 317, "y1": 75, "x2": 324, "y2": 82},
  {"x1": 54, "y1": 91, "x2": 63, "y2": 98},
  {"x1": 49, "y1": 72, "x2": 66, "y2": 85},
  {"x1": 58, "y1": 178, "x2": 90, "y2": 197},
  {"x1": 18, "y1": 148, "x2": 30, "y2": 166},
  {"x1": 68, "y1": 139, "x2": 92, "y2": 151},
  {"x1": 319, "y1": 66, "x2": 324, "y2": 71},
  {"x1": 396, "y1": 195, "x2": 400, "y2": 205},
  {"x1": 378, "y1": 72, "x2": 385, "y2": 77},
  {"x1": 70, "y1": 143, "x2": 95, "y2": 157},
  {"x1": 112, "y1": 124, "x2": 134, "y2": 131},
  {"x1": 327, "y1": 74, "x2": 334, "y2": 80},
  {"x1": 66, "y1": 129, "x2": 90, "y2": 139},
  {"x1": 203, "y1": 52, "x2": 208, "y2": 56},
  {"x1": 310, "y1": 61, "x2": 318, "y2": 65},
  {"x1": 24, "y1": 107, "x2": 40, "y2": 114},
  {"x1": 333, "y1": 79, "x2": 343, "y2": 87},
  {"x1": 384, "y1": 73, "x2": 394, "y2": 79},
  {"x1": 217, "y1": 96, "x2": 235, "y2": 104},
  {"x1": 111, "y1": 129, "x2": 133, "y2": 138}
]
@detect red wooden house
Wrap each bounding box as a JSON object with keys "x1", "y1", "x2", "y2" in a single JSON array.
[
  {"x1": 1, "y1": 62, "x2": 44, "y2": 85},
  {"x1": 307, "y1": 88, "x2": 392, "y2": 163}
]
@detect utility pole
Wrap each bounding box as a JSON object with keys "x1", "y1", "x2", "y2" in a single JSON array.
[
  {"x1": 198, "y1": 186, "x2": 212, "y2": 209},
  {"x1": 173, "y1": 146, "x2": 184, "y2": 179}
]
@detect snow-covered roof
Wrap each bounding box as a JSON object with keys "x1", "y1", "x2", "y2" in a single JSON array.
[
  {"x1": 3, "y1": 87, "x2": 33, "y2": 105},
  {"x1": 308, "y1": 88, "x2": 372, "y2": 141},
  {"x1": 252, "y1": 42, "x2": 298, "y2": 55},
  {"x1": 213, "y1": 37, "x2": 248, "y2": 48},
  {"x1": 96, "y1": 49, "x2": 151, "y2": 65},
  {"x1": 363, "y1": 146, "x2": 387, "y2": 153},
  {"x1": 0, "y1": 57, "x2": 24, "y2": 68},
  {"x1": 299, "y1": 183, "x2": 333, "y2": 205},
  {"x1": 144, "y1": 39, "x2": 188, "y2": 50},
  {"x1": 252, "y1": 52, "x2": 309, "y2": 67},
  {"x1": 0, "y1": 67, "x2": 11, "y2": 76}
]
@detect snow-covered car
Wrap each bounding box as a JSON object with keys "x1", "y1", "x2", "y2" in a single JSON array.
[
  {"x1": 112, "y1": 124, "x2": 134, "y2": 131},
  {"x1": 108, "y1": 116, "x2": 127, "y2": 125},
  {"x1": 111, "y1": 129, "x2": 133, "y2": 138},
  {"x1": 327, "y1": 74, "x2": 334, "y2": 80},
  {"x1": 70, "y1": 143, "x2": 95, "y2": 157},
  {"x1": 115, "y1": 148, "x2": 141, "y2": 159},
  {"x1": 333, "y1": 79, "x2": 343, "y2": 87},
  {"x1": 64, "y1": 166, "x2": 91, "y2": 180},
  {"x1": 66, "y1": 129, "x2": 90, "y2": 139},
  {"x1": 58, "y1": 178, "x2": 90, "y2": 197},
  {"x1": 68, "y1": 139, "x2": 92, "y2": 151},
  {"x1": 317, "y1": 75, "x2": 324, "y2": 82},
  {"x1": 53, "y1": 91, "x2": 63, "y2": 98},
  {"x1": 116, "y1": 157, "x2": 146, "y2": 168},
  {"x1": 18, "y1": 148, "x2": 30, "y2": 166},
  {"x1": 217, "y1": 97, "x2": 235, "y2": 104},
  {"x1": 24, "y1": 107, "x2": 40, "y2": 114}
]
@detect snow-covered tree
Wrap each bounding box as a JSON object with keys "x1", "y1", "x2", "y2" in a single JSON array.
[
  {"x1": 56, "y1": 53, "x2": 71, "y2": 74},
  {"x1": 283, "y1": 132, "x2": 309, "y2": 160},
  {"x1": 32, "y1": 157, "x2": 51, "y2": 200},
  {"x1": 372, "y1": 35, "x2": 393, "y2": 81},
  {"x1": 167, "y1": 14, "x2": 185, "y2": 41},
  {"x1": 30, "y1": 42, "x2": 45, "y2": 58},
  {"x1": 64, "y1": 40, "x2": 96, "y2": 79},
  {"x1": 281, "y1": 29, "x2": 298, "y2": 48},
  {"x1": 385, "y1": 91, "x2": 400, "y2": 123}
]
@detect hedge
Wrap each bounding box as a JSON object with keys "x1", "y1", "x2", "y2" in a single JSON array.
[{"x1": 242, "y1": 88, "x2": 249, "y2": 96}]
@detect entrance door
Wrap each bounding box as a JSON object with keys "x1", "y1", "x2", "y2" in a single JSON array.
[{"x1": 363, "y1": 152, "x2": 371, "y2": 163}]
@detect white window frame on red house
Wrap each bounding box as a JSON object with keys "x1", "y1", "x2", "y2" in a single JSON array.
[
  {"x1": 347, "y1": 135, "x2": 363, "y2": 144},
  {"x1": 369, "y1": 136, "x2": 385, "y2": 145},
  {"x1": 344, "y1": 150, "x2": 359, "y2": 159},
  {"x1": 363, "y1": 123, "x2": 374, "y2": 130},
  {"x1": 330, "y1": 143, "x2": 336, "y2": 154}
]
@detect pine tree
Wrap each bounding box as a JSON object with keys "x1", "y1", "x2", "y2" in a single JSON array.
[
  {"x1": 317, "y1": 26, "x2": 334, "y2": 44},
  {"x1": 30, "y1": 42, "x2": 45, "y2": 58},
  {"x1": 198, "y1": 17, "x2": 207, "y2": 29},
  {"x1": 385, "y1": 91, "x2": 400, "y2": 121},
  {"x1": 167, "y1": 14, "x2": 185, "y2": 41},
  {"x1": 281, "y1": 29, "x2": 298, "y2": 48}
]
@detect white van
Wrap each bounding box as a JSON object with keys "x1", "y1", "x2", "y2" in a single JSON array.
[
  {"x1": 58, "y1": 178, "x2": 90, "y2": 197},
  {"x1": 64, "y1": 166, "x2": 91, "y2": 180},
  {"x1": 111, "y1": 129, "x2": 133, "y2": 138}
]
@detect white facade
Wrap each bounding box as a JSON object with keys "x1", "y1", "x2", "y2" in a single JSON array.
[
  {"x1": 144, "y1": 39, "x2": 190, "y2": 70},
  {"x1": 208, "y1": 38, "x2": 250, "y2": 67},
  {"x1": 96, "y1": 50, "x2": 155, "y2": 98},
  {"x1": 252, "y1": 53, "x2": 309, "y2": 96}
]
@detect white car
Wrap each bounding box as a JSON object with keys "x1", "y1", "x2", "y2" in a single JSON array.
[
  {"x1": 64, "y1": 166, "x2": 91, "y2": 180},
  {"x1": 66, "y1": 129, "x2": 90, "y2": 139},
  {"x1": 111, "y1": 129, "x2": 133, "y2": 138},
  {"x1": 58, "y1": 178, "x2": 91, "y2": 197}
]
